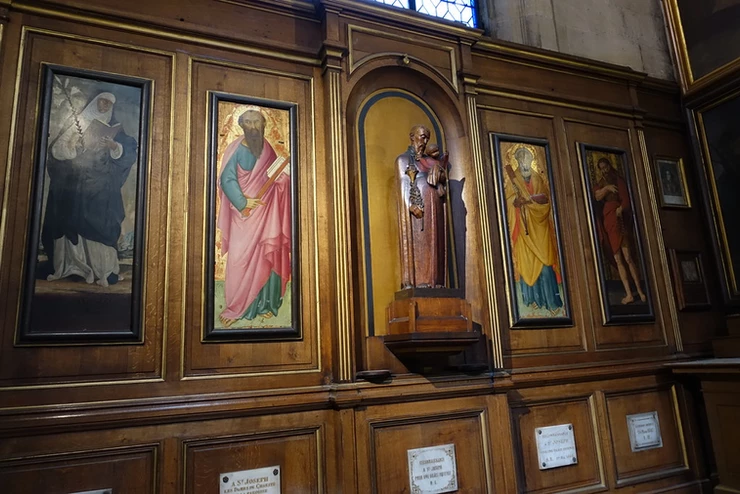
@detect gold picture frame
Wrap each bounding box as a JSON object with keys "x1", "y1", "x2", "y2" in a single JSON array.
[{"x1": 655, "y1": 156, "x2": 691, "y2": 209}]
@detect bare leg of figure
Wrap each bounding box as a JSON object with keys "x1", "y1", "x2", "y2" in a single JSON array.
[
  {"x1": 622, "y1": 246, "x2": 646, "y2": 302},
  {"x1": 615, "y1": 251, "x2": 634, "y2": 304}
]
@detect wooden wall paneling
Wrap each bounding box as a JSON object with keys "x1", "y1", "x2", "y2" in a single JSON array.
[
  {"x1": 604, "y1": 386, "x2": 689, "y2": 487},
  {"x1": 183, "y1": 57, "x2": 322, "y2": 381},
  {"x1": 701, "y1": 380, "x2": 740, "y2": 493},
  {"x1": 509, "y1": 394, "x2": 605, "y2": 494},
  {"x1": 10, "y1": 0, "x2": 322, "y2": 65},
  {"x1": 563, "y1": 118, "x2": 672, "y2": 352},
  {"x1": 184, "y1": 429, "x2": 322, "y2": 494},
  {"x1": 642, "y1": 123, "x2": 725, "y2": 352},
  {"x1": 477, "y1": 105, "x2": 587, "y2": 360},
  {"x1": 355, "y1": 395, "x2": 509, "y2": 493},
  {"x1": 0, "y1": 445, "x2": 158, "y2": 494},
  {"x1": 0, "y1": 24, "x2": 173, "y2": 386},
  {"x1": 471, "y1": 50, "x2": 637, "y2": 112},
  {"x1": 0, "y1": 409, "x2": 339, "y2": 494}
]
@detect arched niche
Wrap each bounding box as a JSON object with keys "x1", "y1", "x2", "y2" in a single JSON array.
[{"x1": 346, "y1": 63, "x2": 470, "y2": 358}]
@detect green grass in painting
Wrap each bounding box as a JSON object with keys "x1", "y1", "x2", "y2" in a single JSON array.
[{"x1": 214, "y1": 280, "x2": 292, "y2": 329}]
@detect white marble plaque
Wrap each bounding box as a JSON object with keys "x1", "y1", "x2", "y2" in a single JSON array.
[
  {"x1": 535, "y1": 423, "x2": 578, "y2": 470},
  {"x1": 407, "y1": 444, "x2": 458, "y2": 494},
  {"x1": 219, "y1": 465, "x2": 280, "y2": 494},
  {"x1": 627, "y1": 411, "x2": 663, "y2": 452},
  {"x1": 69, "y1": 490, "x2": 112, "y2": 494}
]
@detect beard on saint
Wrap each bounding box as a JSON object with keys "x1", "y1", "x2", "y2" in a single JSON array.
[{"x1": 244, "y1": 127, "x2": 264, "y2": 157}]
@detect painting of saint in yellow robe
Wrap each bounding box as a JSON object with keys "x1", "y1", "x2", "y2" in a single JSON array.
[{"x1": 494, "y1": 136, "x2": 570, "y2": 325}]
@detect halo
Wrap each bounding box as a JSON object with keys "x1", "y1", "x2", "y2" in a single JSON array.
[{"x1": 505, "y1": 142, "x2": 540, "y2": 173}]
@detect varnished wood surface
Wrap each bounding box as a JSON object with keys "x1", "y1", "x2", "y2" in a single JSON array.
[{"x1": 0, "y1": 0, "x2": 723, "y2": 492}]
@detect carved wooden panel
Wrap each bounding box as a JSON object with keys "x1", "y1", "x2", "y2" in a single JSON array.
[
  {"x1": 183, "y1": 58, "x2": 320, "y2": 379},
  {"x1": 355, "y1": 396, "x2": 504, "y2": 493},
  {"x1": 0, "y1": 446, "x2": 157, "y2": 494},
  {"x1": 184, "y1": 428, "x2": 322, "y2": 494},
  {"x1": 348, "y1": 24, "x2": 457, "y2": 92},
  {"x1": 563, "y1": 119, "x2": 671, "y2": 350},
  {"x1": 510, "y1": 395, "x2": 605, "y2": 494},
  {"x1": 478, "y1": 106, "x2": 586, "y2": 357},
  {"x1": 604, "y1": 386, "x2": 687, "y2": 486},
  {"x1": 0, "y1": 27, "x2": 172, "y2": 386}
]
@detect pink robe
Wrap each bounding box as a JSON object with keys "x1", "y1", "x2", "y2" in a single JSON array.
[{"x1": 217, "y1": 138, "x2": 291, "y2": 320}]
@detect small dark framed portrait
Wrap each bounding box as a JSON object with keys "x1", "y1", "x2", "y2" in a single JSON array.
[
  {"x1": 204, "y1": 92, "x2": 301, "y2": 341},
  {"x1": 578, "y1": 143, "x2": 654, "y2": 324},
  {"x1": 18, "y1": 64, "x2": 151, "y2": 344},
  {"x1": 490, "y1": 133, "x2": 572, "y2": 328},
  {"x1": 655, "y1": 157, "x2": 691, "y2": 208},
  {"x1": 669, "y1": 250, "x2": 711, "y2": 311}
]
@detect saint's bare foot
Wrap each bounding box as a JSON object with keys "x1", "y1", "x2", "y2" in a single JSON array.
[
  {"x1": 219, "y1": 314, "x2": 236, "y2": 327},
  {"x1": 638, "y1": 292, "x2": 646, "y2": 302},
  {"x1": 621, "y1": 294, "x2": 634, "y2": 305}
]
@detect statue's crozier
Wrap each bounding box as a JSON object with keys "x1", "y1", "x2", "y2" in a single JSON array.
[{"x1": 395, "y1": 125, "x2": 448, "y2": 289}]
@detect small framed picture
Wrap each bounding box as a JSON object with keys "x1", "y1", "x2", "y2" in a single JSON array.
[
  {"x1": 669, "y1": 250, "x2": 711, "y2": 311},
  {"x1": 655, "y1": 157, "x2": 691, "y2": 208}
]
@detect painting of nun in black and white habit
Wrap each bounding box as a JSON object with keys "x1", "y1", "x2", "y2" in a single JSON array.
[{"x1": 21, "y1": 67, "x2": 149, "y2": 341}]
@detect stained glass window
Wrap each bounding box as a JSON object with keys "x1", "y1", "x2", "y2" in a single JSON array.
[{"x1": 365, "y1": 0, "x2": 478, "y2": 28}]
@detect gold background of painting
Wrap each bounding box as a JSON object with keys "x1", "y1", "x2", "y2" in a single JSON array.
[
  {"x1": 214, "y1": 102, "x2": 291, "y2": 281},
  {"x1": 358, "y1": 93, "x2": 442, "y2": 335}
]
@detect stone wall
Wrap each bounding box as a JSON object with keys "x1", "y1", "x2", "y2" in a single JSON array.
[{"x1": 481, "y1": 0, "x2": 675, "y2": 79}]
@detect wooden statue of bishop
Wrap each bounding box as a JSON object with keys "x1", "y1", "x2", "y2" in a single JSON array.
[{"x1": 394, "y1": 125, "x2": 449, "y2": 289}]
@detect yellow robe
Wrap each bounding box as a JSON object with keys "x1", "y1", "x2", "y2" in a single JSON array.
[{"x1": 505, "y1": 170, "x2": 559, "y2": 286}]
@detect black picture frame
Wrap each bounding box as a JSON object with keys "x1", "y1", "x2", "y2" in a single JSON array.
[
  {"x1": 204, "y1": 92, "x2": 301, "y2": 341},
  {"x1": 18, "y1": 64, "x2": 151, "y2": 344},
  {"x1": 669, "y1": 249, "x2": 711, "y2": 311},
  {"x1": 491, "y1": 133, "x2": 572, "y2": 328},
  {"x1": 578, "y1": 143, "x2": 655, "y2": 325}
]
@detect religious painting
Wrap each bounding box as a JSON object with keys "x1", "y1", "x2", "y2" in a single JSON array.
[
  {"x1": 491, "y1": 134, "x2": 571, "y2": 327},
  {"x1": 204, "y1": 92, "x2": 299, "y2": 341},
  {"x1": 671, "y1": 0, "x2": 740, "y2": 82},
  {"x1": 655, "y1": 157, "x2": 691, "y2": 208},
  {"x1": 578, "y1": 144, "x2": 654, "y2": 324},
  {"x1": 669, "y1": 250, "x2": 711, "y2": 311},
  {"x1": 696, "y1": 91, "x2": 740, "y2": 303},
  {"x1": 18, "y1": 64, "x2": 150, "y2": 344}
]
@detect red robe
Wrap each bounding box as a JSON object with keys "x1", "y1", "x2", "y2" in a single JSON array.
[{"x1": 595, "y1": 175, "x2": 631, "y2": 256}]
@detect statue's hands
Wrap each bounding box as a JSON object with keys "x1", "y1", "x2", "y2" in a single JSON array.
[
  {"x1": 513, "y1": 197, "x2": 531, "y2": 208},
  {"x1": 605, "y1": 185, "x2": 618, "y2": 194},
  {"x1": 409, "y1": 204, "x2": 424, "y2": 218}
]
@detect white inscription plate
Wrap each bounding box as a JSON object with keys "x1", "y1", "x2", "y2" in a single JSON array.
[
  {"x1": 219, "y1": 465, "x2": 280, "y2": 494},
  {"x1": 407, "y1": 444, "x2": 458, "y2": 494},
  {"x1": 69, "y1": 490, "x2": 112, "y2": 494},
  {"x1": 535, "y1": 423, "x2": 578, "y2": 470},
  {"x1": 627, "y1": 411, "x2": 663, "y2": 452}
]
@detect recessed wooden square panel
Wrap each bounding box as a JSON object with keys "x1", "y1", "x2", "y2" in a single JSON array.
[
  {"x1": 357, "y1": 400, "x2": 493, "y2": 493},
  {"x1": 511, "y1": 396, "x2": 604, "y2": 494},
  {"x1": 184, "y1": 428, "x2": 321, "y2": 494},
  {"x1": 0, "y1": 446, "x2": 156, "y2": 494},
  {"x1": 605, "y1": 387, "x2": 687, "y2": 485}
]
